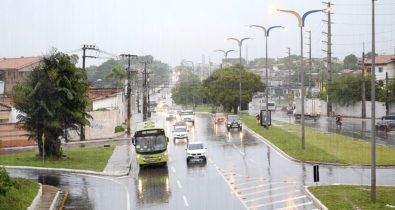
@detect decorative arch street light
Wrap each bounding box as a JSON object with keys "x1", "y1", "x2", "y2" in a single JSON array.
[
  {"x1": 275, "y1": 8, "x2": 322, "y2": 149},
  {"x1": 248, "y1": 25, "x2": 286, "y2": 129},
  {"x1": 226, "y1": 37, "x2": 253, "y2": 116}
]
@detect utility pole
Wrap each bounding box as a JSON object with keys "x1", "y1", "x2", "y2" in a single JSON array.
[
  {"x1": 287, "y1": 47, "x2": 291, "y2": 102},
  {"x1": 362, "y1": 43, "x2": 366, "y2": 118},
  {"x1": 81, "y1": 44, "x2": 97, "y2": 141},
  {"x1": 371, "y1": 0, "x2": 376, "y2": 203},
  {"x1": 120, "y1": 54, "x2": 138, "y2": 136},
  {"x1": 323, "y1": 1, "x2": 333, "y2": 116},
  {"x1": 306, "y1": 30, "x2": 312, "y2": 90},
  {"x1": 141, "y1": 61, "x2": 152, "y2": 121}
]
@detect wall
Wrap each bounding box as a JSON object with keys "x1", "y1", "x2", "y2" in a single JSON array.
[
  {"x1": 0, "y1": 123, "x2": 33, "y2": 148},
  {"x1": 320, "y1": 100, "x2": 393, "y2": 118}
]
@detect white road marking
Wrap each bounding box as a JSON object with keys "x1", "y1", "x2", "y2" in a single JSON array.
[
  {"x1": 183, "y1": 195, "x2": 189, "y2": 207},
  {"x1": 273, "y1": 201, "x2": 313, "y2": 210},
  {"x1": 172, "y1": 166, "x2": 176, "y2": 173},
  {"x1": 177, "y1": 180, "x2": 182, "y2": 189},
  {"x1": 242, "y1": 185, "x2": 294, "y2": 197},
  {"x1": 231, "y1": 143, "x2": 245, "y2": 156},
  {"x1": 251, "y1": 195, "x2": 306, "y2": 209},
  {"x1": 244, "y1": 190, "x2": 300, "y2": 203}
]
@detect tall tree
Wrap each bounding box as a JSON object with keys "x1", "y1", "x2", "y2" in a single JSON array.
[
  {"x1": 201, "y1": 65, "x2": 265, "y2": 114},
  {"x1": 171, "y1": 65, "x2": 202, "y2": 106},
  {"x1": 13, "y1": 51, "x2": 91, "y2": 157},
  {"x1": 105, "y1": 64, "x2": 126, "y2": 89},
  {"x1": 344, "y1": 54, "x2": 358, "y2": 70}
]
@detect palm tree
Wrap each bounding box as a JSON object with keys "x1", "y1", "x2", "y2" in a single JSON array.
[{"x1": 105, "y1": 64, "x2": 126, "y2": 89}]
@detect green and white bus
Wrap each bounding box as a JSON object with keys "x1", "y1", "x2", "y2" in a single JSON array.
[{"x1": 132, "y1": 120, "x2": 169, "y2": 167}]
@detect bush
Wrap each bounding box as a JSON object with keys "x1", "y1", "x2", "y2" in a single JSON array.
[
  {"x1": 115, "y1": 125, "x2": 125, "y2": 133},
  {"x1": 0, "y1": 167, "x2": 20, "y2": 196},
  {"x1": 95, "y1": 108, "x2": 110, "y2": 111}
]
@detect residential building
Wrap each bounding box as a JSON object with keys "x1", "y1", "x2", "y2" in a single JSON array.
[
  {"x1": 365, "y1": 55, "x2": 395, "y2": 81},
  {"x1": 0, "y1": 56, "x2": 43, "y2": 94}
]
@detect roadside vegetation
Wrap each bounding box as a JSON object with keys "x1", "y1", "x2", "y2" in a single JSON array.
[
  {"x1": 0, "y1": 167, "x2": 40, "y2": 210},
  {"x1": 0, "y1": 146, "x2": 115, "y2": 172},
  {"x1": 242, "y1": 113, "x2": 395, "y2": 165},
  {"x1": 308, "y1": 185, "x2": 395, "y2": 210}
]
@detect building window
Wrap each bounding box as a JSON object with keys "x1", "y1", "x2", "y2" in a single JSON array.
[
  {"x1": 367, "y1": 68, "x2": 371, "y2": 73},
  {"x1": 378, "y1": 67, "x2": 383, "y2": 73}
]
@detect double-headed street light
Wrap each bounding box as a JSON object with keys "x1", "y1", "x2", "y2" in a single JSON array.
[
  {"x1": 214, "y1": 49, "x2": 236, "y2": 77},
  {"x1": 249, "y1": 25, "x2": 285, "y2": 129},
  {"x1": 226, "y1": 37, "x2": 253, "y2": 116},
  {"x1": 276, "y1": 8, "x2": 321, "y2": 149},
  {"x1": 182, "y1": 60, "x2": 196, "y2": 109}
]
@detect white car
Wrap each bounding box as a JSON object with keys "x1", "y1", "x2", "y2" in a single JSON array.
[
  {"x1": 180, "y1": 110, "x2": 195, "y2": 125},
  {"x1": 173, "y1": 126, "x2": 189, "y2": 143},
  {"x1": 166, "y1": 111, "x2": 176, "y2": 120},
  {"x1": 186, "y1": 142, "x2": 206, "y2": 163}
]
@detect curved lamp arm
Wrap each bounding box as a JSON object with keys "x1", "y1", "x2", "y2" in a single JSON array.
[{"x1": 277, "y1": 9, "x2": 302, "y2": 27}]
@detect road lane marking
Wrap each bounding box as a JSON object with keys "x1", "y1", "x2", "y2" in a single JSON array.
[
  {"x1": 242, "y1": 185, "x2": 294, "y2": 197},
  {"x1": 172, "y1": 166, "x2": 176, "y2": 173},
  {"x1": 231, "y1": 143, "x2": 245, "y2": 156},
  {"x1": 251, "y1": 195, "x2": 306, "y2": 209},
  {"x1": 273, "y1": 201, "x2": 313, "y2": 210},
  {"x1": 177, "y1": 180, "x2": 182, "y2": 189},
  {"x1": 183, "y1": 195, "x2": 189, "y2": 207},
  {"x1": 244, "y1": 190, "x2": 300, "y2": 203}
]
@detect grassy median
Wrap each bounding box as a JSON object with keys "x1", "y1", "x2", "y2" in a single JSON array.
[
  {"x1": 308, "y1": 185, "x2": 395, "y2": 209},
  {"x1": 0, "y1": 177, "x2": 40, "y2": 210},
  {"x1": 0, "y1": 146, "x2": 115, "y2": 172},
  {"x1": 242, "y1": 113, "x2": 395, "y2": 165}
]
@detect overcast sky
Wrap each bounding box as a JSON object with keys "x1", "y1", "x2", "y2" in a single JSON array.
[{"x1": 1, "y1": 0, "x2": 394, "y2": 67}]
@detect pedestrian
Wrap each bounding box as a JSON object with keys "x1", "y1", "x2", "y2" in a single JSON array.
[{"x1": 256, "y1": 114, "x2": 260, "y2": 124}]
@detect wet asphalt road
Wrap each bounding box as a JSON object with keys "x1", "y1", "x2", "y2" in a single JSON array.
[
  {"x1": 7, "y1": 113, "x2": 395, "y2": 210},
  {"x1": 272, "y1": 111, "x2": 395, "y2": 147}
]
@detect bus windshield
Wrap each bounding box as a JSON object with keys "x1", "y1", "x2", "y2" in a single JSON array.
[{"x1": 135, "y1": 135, "x2": 167, "y2": 154}]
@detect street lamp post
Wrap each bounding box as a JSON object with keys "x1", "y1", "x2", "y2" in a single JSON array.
[
  {"x1": 249, "y1": 25, "x2": 285, "y2": 129},
  {"x1": 214, "y1": 49, "x2": 236, "y2": 77},
  {"x1": 183, "y1": 60, "x2": 195, "y2": 110},
  {"x1": 276, "y1": 8, "x2": 321, "y2": 149},
  {"x1": 227, "y1": 37, "x2": 253, "y2": 116}
]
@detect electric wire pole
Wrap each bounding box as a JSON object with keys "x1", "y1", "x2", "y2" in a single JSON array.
[
  {"x1": 371, "y1": 0, "x2": 376, "y2": 202},
  {"x1": 120, "y1": 54, "x2": 138, "y2": 136},
  {"x1": 141, "y1": 61, "x2": 152, "y2": 121},
  {"x1": 287, "y1": 47, "x2": 291, "y2": 103},
  {"x1": 81, "y1": 44, "x2": 97, "y2": 141},
  {"x1": 362, "y1": 43, "x2": 366, "y2": 119},
  {"x1": 306, "y1": 30, "x2": 312, "y2": 91},
  {"x1": 323, "y1": 1, "x2": 333, "y2": 116}
]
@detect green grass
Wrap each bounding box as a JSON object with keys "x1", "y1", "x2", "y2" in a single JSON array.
[
  {"x1": 0, "y1": 146, "x2": 115, "y2": 172},
  {"x1": 0, "y1": 178, "x2": 40, "y2": 210},
  {"x1": 242, "y1": 113, "x2": 395, "y2": 165},
  {"x1": 308, "y1": 185, "x2": 395, "y2": 210},
  {"x1": 183, "y1": 104, "x2": 222, "y2": 113}
]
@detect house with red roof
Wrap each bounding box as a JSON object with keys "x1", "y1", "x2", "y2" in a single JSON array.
[
  {"x1": 364, "y1": 55, "x2": 395, "y2": 81},
  {"x1": 0, "y1": 56, "x2": 43, "y2": 94}
]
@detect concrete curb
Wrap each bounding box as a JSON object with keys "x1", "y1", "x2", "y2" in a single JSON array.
[
  {"x1": 244, "y1": 125, "x2": 395, "y2": 168},
  {"x1": 303, "y1": 186, "x2": 328, "y2": 210},
  {"x1": 49, "y1": 190, "x2": 60, "y2": 210},
  {"x1": 27, "y1": 183, "x2": 42, "y2": 210}
]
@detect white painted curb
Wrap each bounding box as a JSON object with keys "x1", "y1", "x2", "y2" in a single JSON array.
[
  {"x1": 49, "y1": 190, "x2": 60, "y2": 210},
  {"x1": 27, "y1": 183, "x2": 42, "y2": 210},
  {"x1": 303, "y1": 186, "x2": 328, "y2": 210}
]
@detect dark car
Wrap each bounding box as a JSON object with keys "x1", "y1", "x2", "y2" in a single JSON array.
[
  {"x1": 382, "y1": 113, "x2": 395, "y2": 121},
  {"x1": 375, "y1": 120, "x2": 395, "y2": 132},
  {"x1": 226, "y1": 115, "x2": 242, "y2": 131}
]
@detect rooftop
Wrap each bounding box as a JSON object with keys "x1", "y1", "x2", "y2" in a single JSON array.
[
  {"x1": 0, "y1": 57, "x2": 42, "y2": 71},
  {"x1": 365, "y1": 55, "x2": 395, "y2": 65}
]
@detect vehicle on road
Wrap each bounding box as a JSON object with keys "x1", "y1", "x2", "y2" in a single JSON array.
[
  {"x1": 213, "y1": 113, "x2": 226, "y2": 124},
  {"x1": 180, "y1": 110, "x2": 195, "y2": 125},
  {"x1": 186, "y1": 142, "x2": 206, "y2": 163},
  {"x1": 173, "y1": 121, "x2": 187, "y2": 128},
  {"x1": 166, "y1": 111, "x2": 176, "y2": 120},
  {"x1": 382, "y1": 112, "x2": 395, "y2": 121},
  {"x1": 132, "y1": 120, "x2": 169, "y2": 167},
  {"x1": 226, "y1": 115, "x2": 242, "y2": 131},
  {"x1": 173, "y1": 126, "x2": 189, "y2": 143},
  {"x1": 376, "y1": 120, "x2": 395, "y2": 132},
  {"x1": 293, "y1": 98, "x2": 321, "y2": 121},
  {"x1": 259, "y1": 100, "x2": 276, "y2": 112}
]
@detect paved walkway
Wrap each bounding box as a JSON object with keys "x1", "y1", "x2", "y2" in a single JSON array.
[
  {"x1": 103, "y1": 144, "x2": 134, "y2": 176},
  {"x1": 38, "y1": 185, "x2": 59, "y2": 210}
]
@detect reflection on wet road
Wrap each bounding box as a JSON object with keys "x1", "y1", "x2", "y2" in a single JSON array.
[
  {"x1": 7, "y1": 112, "x2": 395, "y2": 209},
  {"x1": 272, "y1": 111, "x2": 395, "y2": 147}
]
